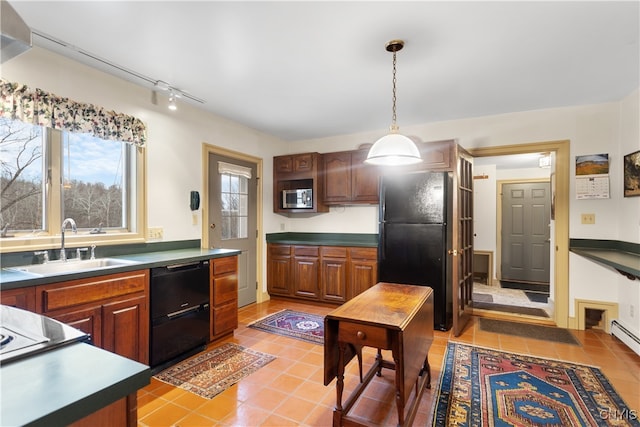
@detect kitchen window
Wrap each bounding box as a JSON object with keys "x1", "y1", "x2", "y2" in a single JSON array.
[{"x1": 0, "y1": 117, "x2": 146, "y2": 249}]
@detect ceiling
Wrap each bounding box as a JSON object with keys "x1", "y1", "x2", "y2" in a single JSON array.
[{"x1": 9, "y1": 1, "x2": 640, "y2": 142}]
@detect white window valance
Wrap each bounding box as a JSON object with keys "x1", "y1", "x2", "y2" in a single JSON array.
[
  {"x1": 218, "y1": 161, "x2": 252, "y2": 179},
  {"x1": 0, "y1": 79, "x2": 147, "y2": 147}
]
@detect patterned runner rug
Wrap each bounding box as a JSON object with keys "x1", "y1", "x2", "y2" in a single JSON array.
[
  {"x1": 248, "y1": 309, "x2": 324, "y2": 344},
  {"x1": 154, "y1": 343, "x2": 275, "y2": 399},
  {"x1": 433, "y1": 342, "x2": 639, "y2": 426}
]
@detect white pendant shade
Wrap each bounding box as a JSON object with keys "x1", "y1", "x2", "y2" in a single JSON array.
[{"x1": 365, "y1": 132, "x2": 422, "y2": 166}]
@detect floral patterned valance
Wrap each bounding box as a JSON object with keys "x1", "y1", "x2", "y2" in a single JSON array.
[{"x1": 0, "y1": 79, "x2": 146, "y2": 147}]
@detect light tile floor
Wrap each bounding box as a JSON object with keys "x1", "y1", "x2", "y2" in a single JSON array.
[{"x1": 137, "y1": 298, "x2": 640, "y2": 426}]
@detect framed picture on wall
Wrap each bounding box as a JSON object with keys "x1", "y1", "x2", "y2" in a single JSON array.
[{"x1": 624, "y1": 150, "x2": 640, "y2": 197}]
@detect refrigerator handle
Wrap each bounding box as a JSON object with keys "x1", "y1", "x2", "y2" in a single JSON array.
[{"x1": 379, "y1": 229, "x2": 385, "y2": 261}]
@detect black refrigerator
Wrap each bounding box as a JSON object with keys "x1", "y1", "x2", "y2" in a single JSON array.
[{"x1": 378, "y1": 171, "x2": 453, "y2": 331}]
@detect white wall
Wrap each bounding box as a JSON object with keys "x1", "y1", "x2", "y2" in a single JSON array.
[
  {"x1": 3, "y1": 47, "x2": 638, "y2": 331},
  {"x1": 614, "y1": 89, "x2": 640, "y2": 335},
  {"x1": 1, "y1": 47, "x2": 290, "y2": 291},
  {"x1": 289, "y1": 93, "x2": 640, "y2": 328}
]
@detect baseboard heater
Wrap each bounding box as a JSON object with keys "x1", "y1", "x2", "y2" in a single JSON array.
[{"x1": 610, "y1": 320, "x2": 640, "y2": 356}]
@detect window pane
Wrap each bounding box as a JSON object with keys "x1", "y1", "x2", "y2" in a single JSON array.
[
  {"x1": 0, "y1": 118, "x2": 45, "y2": 232},
  {"x1": 62, "y1": 133, "x2": 125, "y2": 229},
  {"x1": 220, "y1": 172, "x2": 248, "y2": 240}
]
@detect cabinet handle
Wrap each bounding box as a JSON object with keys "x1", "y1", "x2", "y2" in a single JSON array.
[
  {"x1": 210, "y1": 223, "x2": 216, "y2": 230},
  {"x1": 356, "y1": 331, "x2": 366, "y2": 340}
]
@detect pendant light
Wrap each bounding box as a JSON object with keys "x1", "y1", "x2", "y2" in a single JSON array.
[{"x1": 365, "y1": 40, "x2": 422, "y2": 166}]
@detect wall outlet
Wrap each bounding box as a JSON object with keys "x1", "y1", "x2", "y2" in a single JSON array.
[
  {"x1": 280, "y1": 223, "x2": 285, "y2": 231},
  {"x1": 581, "y1": 213, "x2": 595, "y2": 224},
  {"x1": 148, "y1": 227, "x2": 163, "y2": 240}
]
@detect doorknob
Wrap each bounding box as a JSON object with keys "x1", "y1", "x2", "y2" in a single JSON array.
[{"x1": 210, "y1": 223, "x2": 216, "y2": 230}]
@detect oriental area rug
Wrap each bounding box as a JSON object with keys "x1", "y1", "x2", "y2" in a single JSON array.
[
  {"x1": 248, "y1": 309, "x2": 324, "y2": 344},
  {"x1": 154, "y1": 343, "x2": 275, "y2": 399},
  {"x1": 433, "y1": 342, "x2": 639, "y2": 427}
]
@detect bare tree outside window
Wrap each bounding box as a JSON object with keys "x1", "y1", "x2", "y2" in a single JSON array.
[{"x1": 0, "y1": 118, "x2": 44, "y2": 232}]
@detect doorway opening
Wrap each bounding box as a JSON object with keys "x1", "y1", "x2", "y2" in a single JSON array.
[{"x1": 469, "y1": 140, "x2": 570, "y2": 328}]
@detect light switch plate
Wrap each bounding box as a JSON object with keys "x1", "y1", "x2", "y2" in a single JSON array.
[
  {"x1": 148, "y1": 227, "x2": 164, "y2": 240},
  {"x1": 581, "y1": 213, "x2": 595, "y2": 224}
]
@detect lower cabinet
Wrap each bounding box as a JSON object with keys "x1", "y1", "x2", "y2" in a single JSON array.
[
  {"x1": 34, "y1": 270, "x2": 150, "y2": 365},
  {"x1": 210, "y1": 255, "x2": 239, "y2": 341},
  {"x1": 267, "y1": 243, "x2": 377, "y2": 304},
  {"x1": 0, "y1": 286, "x2": 36, "y2": 311}
]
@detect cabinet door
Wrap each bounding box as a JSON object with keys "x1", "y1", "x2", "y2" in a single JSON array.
[
  {"x1": 293, "y1": 153, "x2": 314, "y2": 172},
  {"x1": 324, "y1": 151, "x2": 352, "y2": 203},
  {"x1": 349, "y1": 259, "x2": 377, "y2": 300},
  {"x1": 50, "y1": 305, "x2": 103, "y2": 348},
  {"x1": 0, "y1": 287, "x2": 35, "y2": 311},
  {"x1": 293, "y1": 256, "x2": 320, "y2": 299},
  {"x1": 321, "y1": 257, "x2": 347, "y2": 303},
  {"x1": 275, "y1": 155, "x2": 293, "y2": 173},
  {"x1": 351, "y1": 150, "x2": 380, "y2": 203},
  {"x1": 102, "y1": 294, "x2": 148, "y2": 364},
  {"x1": 211, "y1": 271, "x2": 238, "y2": 341},
  {"x1": 267, "y1": 245, "x2": 292, "y2": 296}
]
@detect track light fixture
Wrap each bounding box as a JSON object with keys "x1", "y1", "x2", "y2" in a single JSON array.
[{"x1": 168, "y1": 90, "x2": 177, "y2": 111}]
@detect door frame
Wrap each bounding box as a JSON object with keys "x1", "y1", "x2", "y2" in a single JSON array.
[
  {"x1": 497, "y1": 178, "x2": 551, "y2": 284},
  {"x1": 468, "y1": 140, "x2": 569, "y2": 328},
  {"x1": 201, "y1": 143, "x2": 266, "y2": 304}
]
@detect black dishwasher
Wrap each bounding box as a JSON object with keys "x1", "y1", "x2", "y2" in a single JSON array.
[{"x1": 150, "y1": 260, "x2": 210, "y2": 373}]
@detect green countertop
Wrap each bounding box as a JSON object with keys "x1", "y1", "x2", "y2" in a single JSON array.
[
  {"x1": 0, "y1": 247, "x2": 240, "y2": 290},
  {"x1": 266, "y1": 232, "x2": 378, "y2": 247},
  {"x1": 0, "y1": 342, "x2": 150, "y2": 427},
  {"x1": 569, "y1": 239, "x2": 640, "y2": 280}
]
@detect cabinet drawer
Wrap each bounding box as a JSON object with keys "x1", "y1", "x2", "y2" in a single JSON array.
[
  {"x1": 213, "y1": 274, "x2": 237, "y2": 305},
  {"x1": 212, "y1": 256, "x2": 237, "y2": 276},
  {"x1": 269, "y1": 244, "x2": 291, "y2": 256},
  {"x1": 294, "y1": 246, "x2": 319, "y2": 257},
  {"x1": 321, "y1": 246, "x2": 347, "y2": 258},
  {"x1": 38, "y1": 271, "x2": 148, "y2": 313},
  {"x1": 349, "y1": 247, "x2": 377, "y2": 260},
  {"x1": 213, "y1": 302, "x2": 238, "y2": 336},
  {"x1": 338, "y1": 322, "x2": 390, "y2": 349}
]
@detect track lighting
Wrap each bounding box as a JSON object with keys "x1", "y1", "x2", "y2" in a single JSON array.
[{"x1": 168, "y1": 90, "x2": 177, "y2": 111}]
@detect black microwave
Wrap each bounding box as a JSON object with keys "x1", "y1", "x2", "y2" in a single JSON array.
[{"x1": 282, "y1": 189, "x2": 313, "y2": 209}]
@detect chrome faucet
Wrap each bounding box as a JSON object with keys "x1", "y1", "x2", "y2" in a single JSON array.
[{"x1": 60, "y1": 218, "x2": 77, "y2": 261}]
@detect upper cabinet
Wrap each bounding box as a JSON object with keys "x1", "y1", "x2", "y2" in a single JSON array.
[
  {"x1": 273, "y1": 152, "x2": 329, "y2": 215},
  {"x1": 323, "y1": 149, "x2": 381, "y2": 205},
  {"x1": 273, "y1": 140, "x2": 457, "y2": 213}
]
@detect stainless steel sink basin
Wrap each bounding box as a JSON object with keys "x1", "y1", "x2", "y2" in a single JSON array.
[{"x1": 8, "y1": 258, "x2": 137, "y2": 276}]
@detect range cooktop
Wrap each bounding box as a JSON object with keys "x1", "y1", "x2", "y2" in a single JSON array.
[{"x1": 0, "y1": 305, "x2": 89, "y2": 365}]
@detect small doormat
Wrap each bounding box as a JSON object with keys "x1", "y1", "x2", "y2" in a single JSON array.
[
  {"x1": 433, "y1": 342, "x2": 639, "y2": 426},
  {"x1": 525, "y1": 291, "x2": 549, "y2": 303},
  {"x1": 248, "y1": 309, "x2": 324, "y2": 344},
  {"x1": 501, "y1": 280, "x2": 550, "y2": 293},
  {"x1": 478, "y1": 318, "x2": 580, "y2": 345},
  {"x1": 474, "y1": 301, "x2": 550, "y2": 317},
  {"x1": 154, "y1": 343, "x2": 275, "y2": 399},
  {"x1": 472, "y1": 292, "x2": 493, "y2": 303}
]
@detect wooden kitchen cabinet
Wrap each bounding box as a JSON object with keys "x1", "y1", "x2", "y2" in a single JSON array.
[
  {"x1": 293, "y1": 246, "x2": 320, "y2": 300},
  {"x1": 273, "y1": 152, "x2": 329, "y2": 214},
  {"x1": 267, "y1": 244, "x2": 292, "y2": 297},
  {"x1": 402, "y1": 139, "x2": 454, "y2": 173},
  {"x1": 0, "y1": 286, "x2": 36, "y2": 311},
  {"x1": 35, "y1": 270, "x2": 150, "y2": 364},
  {"x1": 210, "y1": 255, "x2": 238, "y2": 341},
  {"x1": 323, "y1": 149, "x2": 380, "y2": 205},
  {"x1": 320, "y1": 246, "x2": 348, "y2": 303},
  {"x1": 348, "y1": 247, "x2": 378, "y2": 300},
  {"x1": 267, "y1": 243, "x2": 377, "y2": 304}
]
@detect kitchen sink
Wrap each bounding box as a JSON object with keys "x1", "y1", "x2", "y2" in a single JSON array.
[{"x1": 8, "y1": 258, "x2": 138, "y2": 276}]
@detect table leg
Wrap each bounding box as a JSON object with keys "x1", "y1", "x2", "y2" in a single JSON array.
[
  {"x1": 375, "y1": 349, "x2": 383, "y2": 377},
  {"x1": 393, "y1": 350, "x2": 405, "y2": 426}
]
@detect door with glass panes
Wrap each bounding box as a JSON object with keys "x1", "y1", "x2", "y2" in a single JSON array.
[{"x1": 208, "y1": 153, "x2": 257, "y2": 307}]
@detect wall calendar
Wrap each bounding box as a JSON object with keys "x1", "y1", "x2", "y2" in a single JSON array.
[{"x1": 575, "y1": 154, "x2": 610, "y2": 199}]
